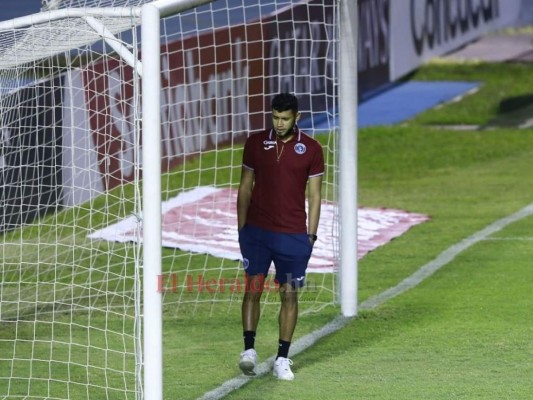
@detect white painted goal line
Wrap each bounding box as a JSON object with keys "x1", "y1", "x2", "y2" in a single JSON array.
[{"x1": 197, "y1": 202, "x2": 533, "y2": 400}]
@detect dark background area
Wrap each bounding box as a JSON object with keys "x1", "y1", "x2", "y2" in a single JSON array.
[{"x1": 0, "y1": 0, "x2": 42, "y2": 22}]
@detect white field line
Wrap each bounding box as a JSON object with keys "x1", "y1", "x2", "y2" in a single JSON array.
[
  {"x1": 482, "y1": 237, "x2": 533, "y2": 240},
  {"x1": 198, "y1": 202, "x2": 533, "y2": 400},
  {"x1": 519, "y1": 118, "x2": 533, "y2": 129}
]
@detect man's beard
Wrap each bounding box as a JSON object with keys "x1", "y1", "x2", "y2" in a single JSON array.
[{"x1": 276, "y1": 123, "x2": 296, "y2": 138}]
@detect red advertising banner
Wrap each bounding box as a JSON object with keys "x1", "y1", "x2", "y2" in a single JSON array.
[{"x1": 80, "y1": 0, "x2": 337, "y2": 191}]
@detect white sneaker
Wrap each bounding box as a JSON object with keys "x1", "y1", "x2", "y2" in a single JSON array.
[
  {"x1": 273, "y1": 357, "x2": 294, "y2": 380},
  {"x1": 239, "y1": 349, "x2": 257, "y2": 376}
]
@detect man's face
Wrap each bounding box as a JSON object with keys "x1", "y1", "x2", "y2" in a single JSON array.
[{"x1": 272, "y1": 109, "x2": 300, "y2": 139}]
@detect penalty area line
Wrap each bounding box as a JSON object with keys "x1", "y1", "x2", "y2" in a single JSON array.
[{"x1": 197, "y1": 202, "x2": 533, "y2": 400}]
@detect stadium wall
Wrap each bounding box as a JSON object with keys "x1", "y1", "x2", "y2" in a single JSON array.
[
  {"x1": 0, "y1": 0, "x2": 524, "y2": 226},
  {"x1": 61, "y1": 0, "x2": 336, "y2": 198},
  {"x1": 60, "y1": 0, "x2": 525, "y2": 204},
  {"x1": 390, "y1": 0, "x2": 523, "y2": 80}
]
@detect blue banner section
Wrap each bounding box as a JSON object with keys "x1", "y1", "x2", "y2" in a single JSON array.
[
  {"x1": 358, "y1": 81, "x2": 480, "y2": 127},
  {"x1": 299, "y1": 81, "x2": 480, "y2": 131}
]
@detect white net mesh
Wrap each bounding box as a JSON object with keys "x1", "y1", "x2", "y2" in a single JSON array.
[
  {"x1": 0, "y1": 13, "x2": 140, "y2": 69},
  {"x1": 0, "y1": 0, "x2": 339, "y2": 397},
  {"x1": 41, "y1": 0, "x2": 152, "y2": 9}
]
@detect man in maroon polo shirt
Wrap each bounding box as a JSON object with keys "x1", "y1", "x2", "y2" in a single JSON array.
[{"x1": 237, "y1": 93, "x2": 324, "y2": 380}]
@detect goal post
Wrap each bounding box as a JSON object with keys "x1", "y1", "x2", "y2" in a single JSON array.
[
  {"x1": 0, "y1": 5, "x2": 147, "y2": 399},
  {"x1": 338, "y1": 0, "x2": 358, "y2": 317},
  {"x1": 0, "y1": 0, "x2": 357, "y2": 398},
  {"x1": 139, "y1": 3, "x2": 162, "y2": 398}
]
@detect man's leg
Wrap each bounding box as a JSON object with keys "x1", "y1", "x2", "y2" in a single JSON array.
[
  {"x1": 242, "y1": 274, "x2": 265, "y2": 334},
  {"x1": 239, "y1": 274, "x2": 265, "y2": 375},
  {"x1": 238, "y1": 224, "x2": 270, "y2": 353},
  {"x1": 272, "y1": 231, "x2": 311, "y2": 380},
  {"x1": 273, "y1": 282, "x2": 298, "y2": 380},
  {"x1": 278, "y1": 282, "x2": 298, "y2": 345}
]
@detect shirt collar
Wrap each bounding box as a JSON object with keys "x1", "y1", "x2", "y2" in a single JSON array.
[{"x1": 269, "y1": 125, "x2": 301, "y2": 141}]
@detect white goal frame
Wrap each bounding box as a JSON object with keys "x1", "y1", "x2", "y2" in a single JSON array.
[
  {"x1": 140, "y1": 1, "x2": 358, "y2": 397},
  {"x1": 141, "y1": 0, "x2": 358, "y2": 399},
  {"x1": 0, "y1": 0, "x2": 358, "y2": 398}
]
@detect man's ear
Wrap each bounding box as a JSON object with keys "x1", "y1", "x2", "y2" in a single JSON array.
[{"x1": 296, "y1": 112, "x2": 301, "y2": 121}]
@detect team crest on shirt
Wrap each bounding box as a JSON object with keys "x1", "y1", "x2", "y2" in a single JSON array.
[{"x1": 294, "y1": 143, "x2": 306, "y2": 154}]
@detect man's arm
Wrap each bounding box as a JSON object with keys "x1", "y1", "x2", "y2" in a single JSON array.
[
  {"x1": 307, "y1": 175, "x2": 322, "y2": 242},
  {"x1": 237, "y1": 166, "x2": 254, "y2": 231}
]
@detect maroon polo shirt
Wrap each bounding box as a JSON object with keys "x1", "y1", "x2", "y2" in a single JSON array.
[{"x1": 242, "y1": 127, "x2": 325, "y2": 233}]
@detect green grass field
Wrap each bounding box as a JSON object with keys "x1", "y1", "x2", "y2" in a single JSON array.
[{"x1": 2, "y1": 60, "x2": 533, "y2": 399}]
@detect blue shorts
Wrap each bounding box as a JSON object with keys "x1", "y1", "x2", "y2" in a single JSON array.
[{"x1": 238, "y1": 224, "x2": 313, "y2": 288}]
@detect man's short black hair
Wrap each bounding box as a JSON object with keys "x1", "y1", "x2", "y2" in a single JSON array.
[{"x1": 271, "y1": 93, "x2": 299, "y2": 113}]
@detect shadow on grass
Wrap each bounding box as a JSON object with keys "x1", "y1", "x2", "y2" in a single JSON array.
[{"x1": 485, "y1": 94, "x2": 533, "y2": 128}]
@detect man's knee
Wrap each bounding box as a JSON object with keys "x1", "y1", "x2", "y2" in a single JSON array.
[
  {"x1": 243, "y1": 290, "x2": 262, "y2": 303},
  {"x1": 279, "y1": 284, "x2": 298, "y2": 304},
  {"x1": 244, "y1": 274, "x2": 266, "y2": 300}
]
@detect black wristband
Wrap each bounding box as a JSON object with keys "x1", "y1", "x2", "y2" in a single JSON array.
[{"x1": 308, "y1": 234, "x2": 318, "y2": 241}]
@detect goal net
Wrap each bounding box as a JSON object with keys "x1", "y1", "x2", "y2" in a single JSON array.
[{"x1": 0, "y1": 0, "x2": 340, "y2": 398}]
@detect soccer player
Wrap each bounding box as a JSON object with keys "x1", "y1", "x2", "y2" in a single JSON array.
[{"x1": 237, "y1": 93, "x2": 324, "y2": 380}]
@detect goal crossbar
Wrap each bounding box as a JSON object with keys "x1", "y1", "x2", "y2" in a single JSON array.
[
  {"x1": 0, "y1": 0, "x2": 220, "y2": 71},
  {"x1": 0, "y1": 10, "x2": 140, "y2": 70}
]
